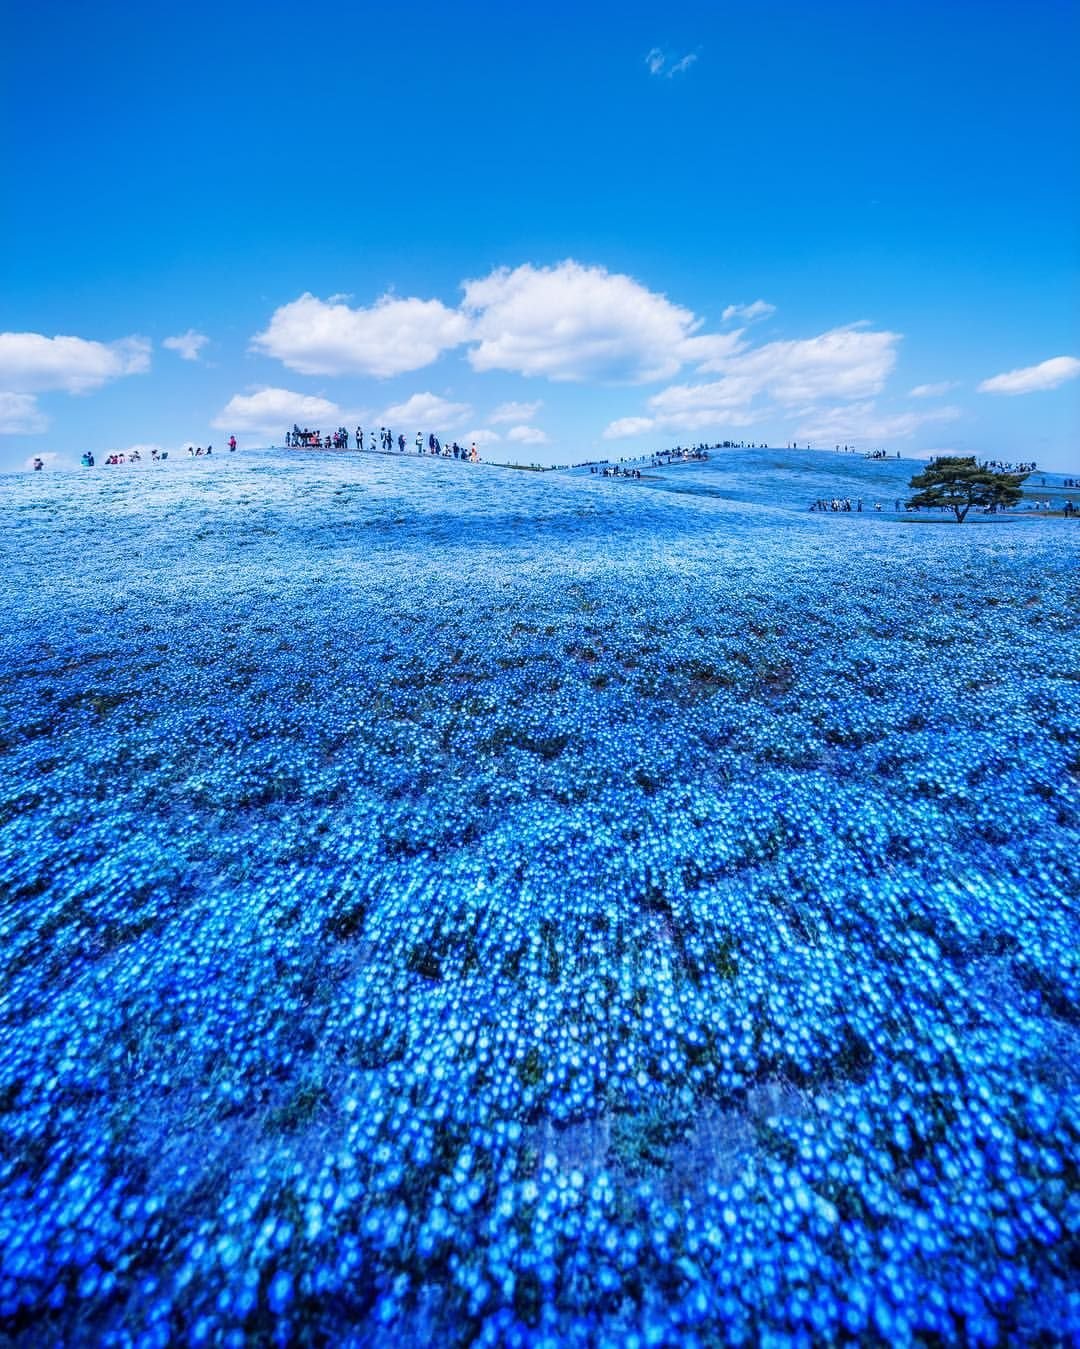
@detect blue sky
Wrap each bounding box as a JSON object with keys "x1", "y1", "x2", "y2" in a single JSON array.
[{"x1": 2, "y1": 0, "x2": 1077, "y2": 470}]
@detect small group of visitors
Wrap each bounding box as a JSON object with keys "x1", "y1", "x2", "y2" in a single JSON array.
[
  {"x1": 649, "y1": 446, "x2": 710, "y2": 468},
  {"x1": 187, "y1": 445, "x2": 212, "y2": 457},
  {"x1": 594, "y1": 465, "x2": 643, "y2": 479},
  {"x1": 810, "y1": 497, "x2": 866, "y2": 512}
]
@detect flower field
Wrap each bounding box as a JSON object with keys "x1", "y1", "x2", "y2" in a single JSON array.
[{"x1": 0, "y1": 449, "x2": 1077, "y2": 1345}]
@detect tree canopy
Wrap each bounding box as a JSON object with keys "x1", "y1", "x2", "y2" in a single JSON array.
[{"x1": 906, "y1": 457, "x2": 1030, "y2": 523}]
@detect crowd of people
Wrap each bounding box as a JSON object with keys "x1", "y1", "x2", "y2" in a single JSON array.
[
  {"x1": 649, "y1": 446, "x2": 711, "y2": 468},
  {"x1": 285, "y1": 425, "x2": 481, "y2": 462}
]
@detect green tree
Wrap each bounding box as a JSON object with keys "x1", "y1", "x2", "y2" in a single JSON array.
[{"x1": 906, "y1": 457, "x2": 1030, "y2": 523}]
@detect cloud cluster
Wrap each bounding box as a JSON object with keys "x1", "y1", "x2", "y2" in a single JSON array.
[
  {"x1": 606, "y1": 325, "x2": 901, "y2": 436},
  {"x1": 251, "y1": 263, "x2": 745, "y2": 391},
  {"x1": 977, "y1": 355, "x2": 1080, "y2": 396},
  {"x1": 0, "y1": 332, "x2": 150, "y2": 393},
  {"x1": 233, "y1": 262, "x2": 1073, "y2": 455},
  {"x1": 163, "y1": 330, "x2": 210, "y2": 362},
  {"x1": 0, "y1": 330, "x2": 151, "y2": 438}
]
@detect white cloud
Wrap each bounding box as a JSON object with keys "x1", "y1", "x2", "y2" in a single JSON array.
[
  {"x1": 212, "y1": 386, "x2": 346, "y2": 434},
  {"x1": 506, "y1": 424, "x2": 549, "y2": 444},
  {"x1": 251, "y1": 292, "x2": 470, "y2": 378},
  {"x1": 163, "y1": 330, "x2": 210, "y2": 362},
  {"x1": 464, "y1": 428, "x2": 501, "y2": 446},
  {"x1": 909, "y1": 380, "x2": 959, "y2": 398},
  {"x1": 603, "y1": 416, "x2": 657, "y2": 440},
  {"x1": 462, "y1": 260, "x2": 713, "y2": 383},
  {"x1": 668, "y1": 53, "x2": 697, "y2": 76},
  {"x1": 489, "y1": 399, "x2": 542, "y2": 425},
  {"x1": 793, "y1": 401, "x2": 960, "y2": 444},
  {"x1": 0, "y1": 332, "x2": 150, "y2": 393},
  {"x1": 645, "y1": 389, "x2": 763, "y2": 433},
  {"x1": 0, "y1": 392, "x2": 47, "y2": 434},
  {"x1": 646, "y1": 48, "x2": 697, "y2": 77},
  {"x1": 721, "y1": 300, "x2": 775, "y2": 323},
  {"x1": 379, "y1": 392, "x2": 472, "y2": 428},
  {"x1": 977, "y1": 355, "x2": 1080, "y2": 396}
]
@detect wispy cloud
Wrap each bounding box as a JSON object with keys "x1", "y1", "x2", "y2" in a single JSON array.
[
  {"x1": 909, "y1": 380, "x2": 959, "y2": 398},
  {"x1": 977, "y1": 355, "x2": 1080, "y2": 395},
  {"x1": 489, "y1": 400, "x2": 542, "y2": 425},
  {"x1": 0, "y1": 391, "x2": 47, "y2": 434},
  {"x1": 721, "y1": 300, "x2": 775, "y2": 324},
  {"x1": 602, "y1": 324, "x2": 904, "y2": 437},
  {"x1": 794, "y1": 402, "x2": 961, "y2": 444},
  {"x1": 506, "y1": 424, "x2": 549, "y2": 445},
  {"x1": 667, "y1": 53, "x2": 698, "y2": 76},
  {"x1": 645, "y1": 47, "x2": 698, "y2": 78}
]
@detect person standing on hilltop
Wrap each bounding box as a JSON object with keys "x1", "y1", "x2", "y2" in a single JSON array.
[{"x1": 229, "y1": 435, "x2": 237, "y2": 452}]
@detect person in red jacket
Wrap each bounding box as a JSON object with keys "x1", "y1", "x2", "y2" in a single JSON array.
[{"x1": 229, "y1": 435, "x2": 237, "y2": 452}]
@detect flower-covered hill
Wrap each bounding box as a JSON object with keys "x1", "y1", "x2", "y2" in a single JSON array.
[{"x1": 0, "y1": 449, "x2": 1077, "y2": 1346}]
